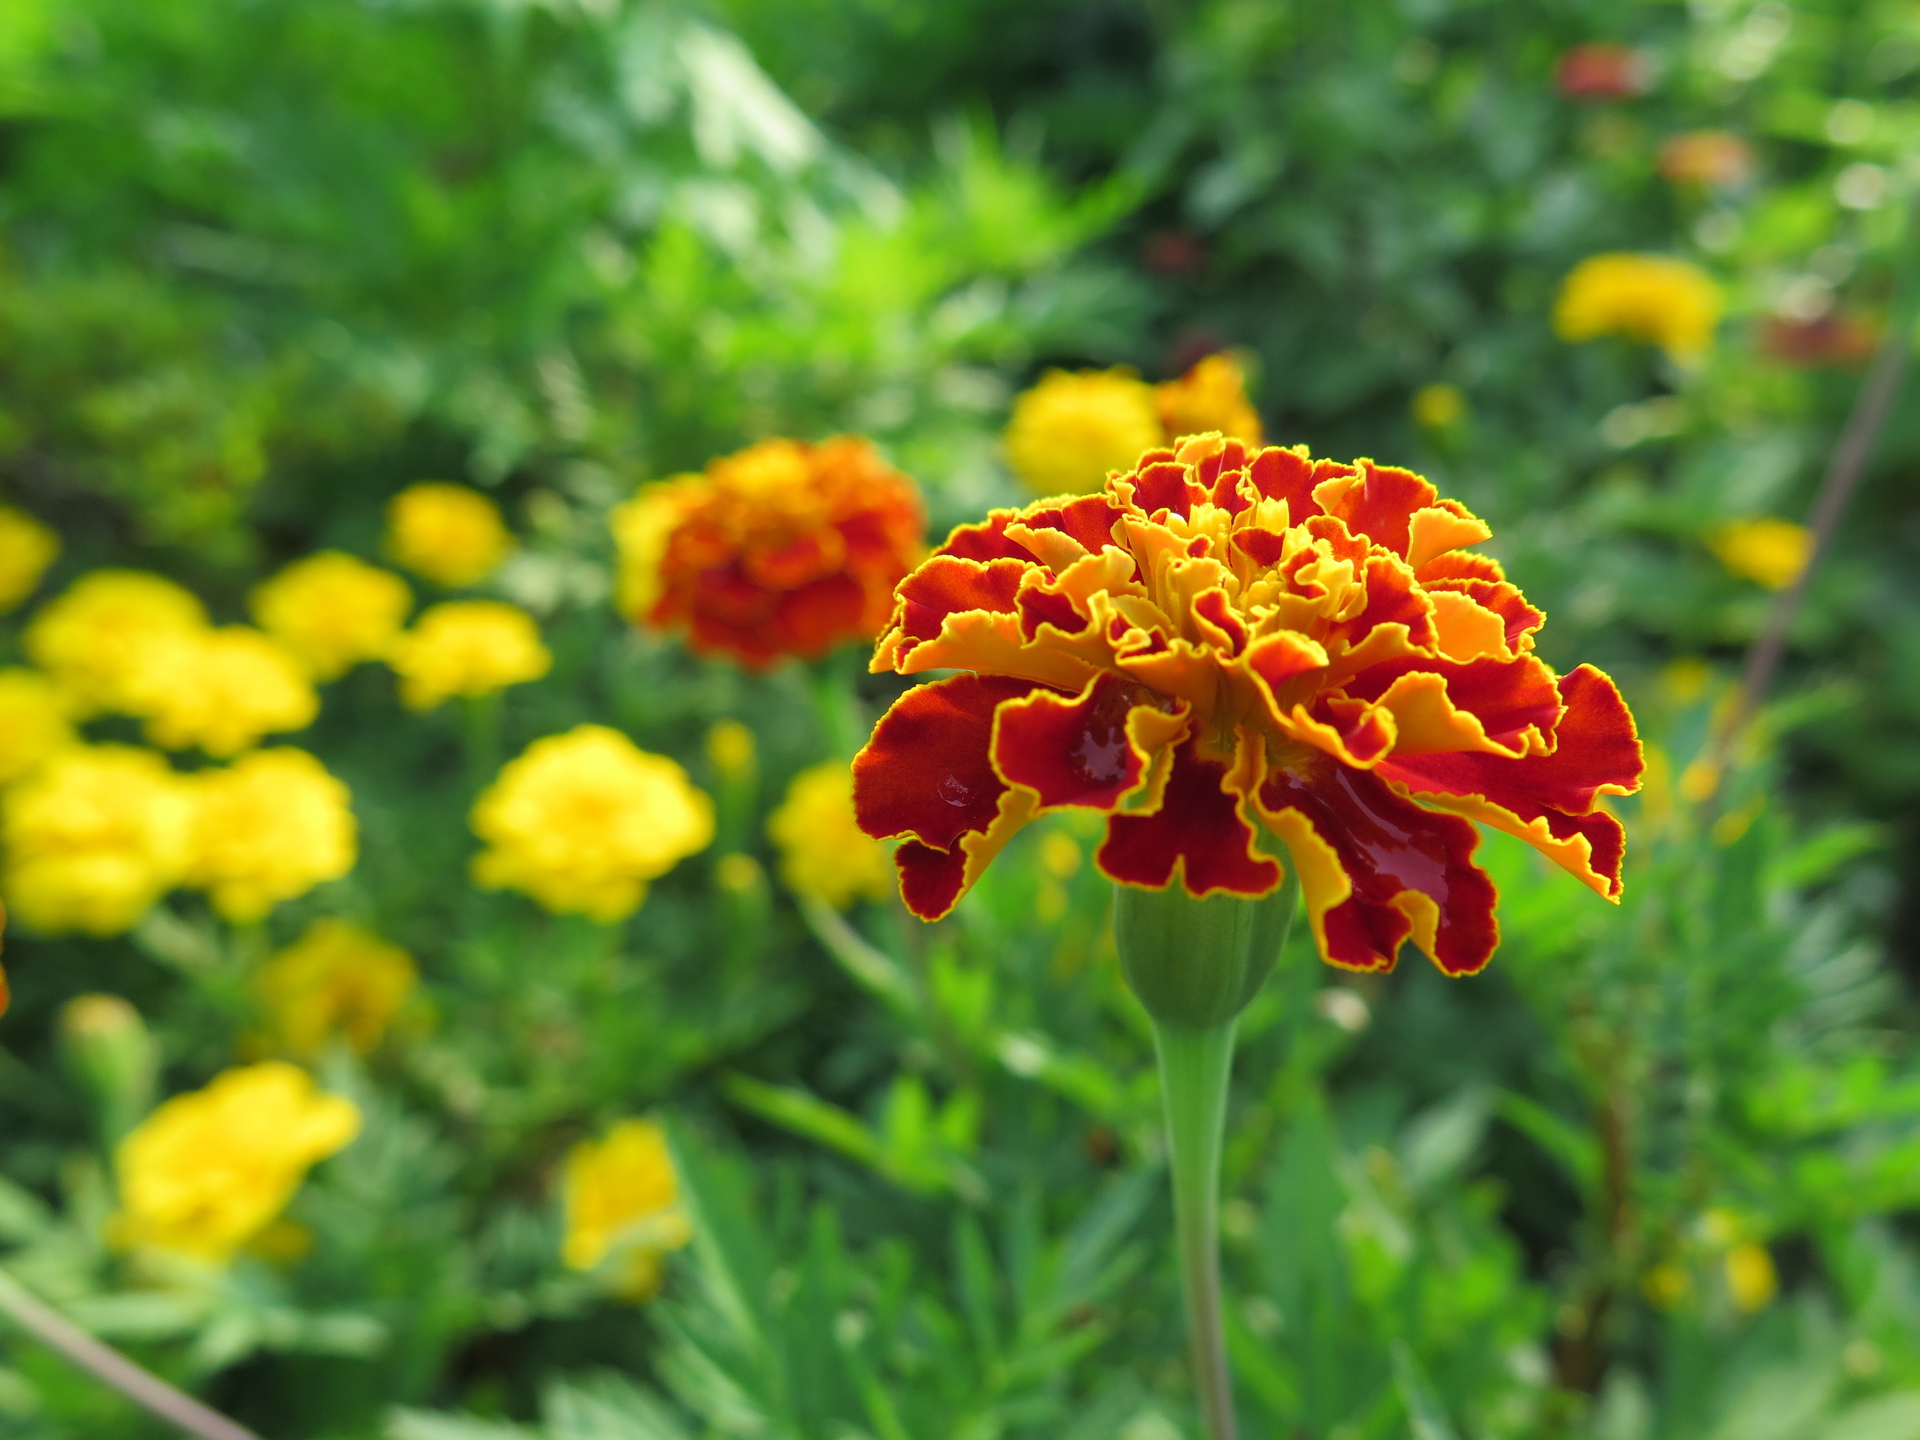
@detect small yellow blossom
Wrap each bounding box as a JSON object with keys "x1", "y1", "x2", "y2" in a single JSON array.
[
  {"x1": 1661, "y1": 658, "x2": 1714, "y2": 705},
  {"x1": 767, "y1": 761, "x2": 891, "y2": 909},
  {"x1": 471, "y1": 725, "x2": 713, "y2": 922},
  {"x1": 0, "y1": 507, "x2": 60, "y2": 613},
  {"x1": 3, "y1": 746, "x2": 193, "y2": 936},
  {"x1": 1709, "y1": 517, "x2": 1813, "y2": 590},
  {"x1": 1039, "y1": 831, "x2": 1083, "y2": 880},
  {"x1": 250, "y1": 552, "x2": 413, "y2": 681},
  {"x1": 24, "y1": 571, "x2": 207, "y2": 716},
  {"x1": 112, "y1": 1062, "x2": 360, "y2": 1263},
  {"x1": 714, "y1": 852, "x2": 766, "y2": 896},
  {"x1": 609, "y1": 479, "x2": 702, "y2": 619},
  {"x1": 254, "y1": 919, "x2": 418, "y2": 1057},
  {"x1": 0, "y1": 669, "x2": 78, "y2": 783},
  {"x1": 1643, "y1": 1262, "x2": 1690, "y2": 1311},
  {"x1": 705, "y1": 720, "x2": 757, "y2": 781},
  {"x1": 385, "y1": 482, "x2": 513, "y2": 587},
  {"x1": 1004, "y1": 368, "x2": 1163, "y2": 496},
  {"x1": 1554, "y1": 253, "x2": 1722, "y2": 361},
  {"x1": 1725, "y1": 1243, "x2": 1778, "y2": 1312},
  {"x1": 186, "y1": 749, "x2": 358, "y2": 923},
  {"x1": 1154, "y1": 354, "x2": 1264, "y2": 445},
  {"x1": 561, "y1": 1118, "x2": 693, "y2": 1300},
  {"x1": 129, "y1": 626, "x2": 319, "y2": 757},
  {"x1": 1412, "y1": 383, "x2": 1466, "y2": 429},
  {"x1": 387, "y1": 601, "x2": 552, "y2": 710}
]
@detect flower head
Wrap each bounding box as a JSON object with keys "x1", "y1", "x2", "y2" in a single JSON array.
[
  {"x1": 24, "y1": 571, "x2": 207, "y2": 716},
  {"x1": 387, "y1": 600, "x2": 552, "y2": 710},
  {"x1": 186, "y1": 749, "x2": 358, "y2": 923},
  {"x1": 853, "y1": 434, "x2": 1642, "y2": 976},
  {"x1": 1005, "y1": 368, "x2": 1163, "y2": 496},
  {"x1": 254, "y1": 919, "x2": 418, "y2": 1057},
  {"x1": 4, "y1": 746, "x2": 193, "y2": 935},
  {"x1": 1555, "y1": 43, "x2": 1650, "y2": 100},
  {"x1": 1554, "y1": 254, "x2": 1721, "y2": 361},
  {"x1": 1658, "y1": 130, "x2": 1753, "y2": 188},
  {"x1": 1411, "y1": 384, "x2": 1466, "y2": 430},
  {"x1": 560, "y1": 1118, "x2": 692, "y2": 1300},
  {"x1": 0, "y1": 508, "x2": 59, "y2": 613},
  {"x1": 112, "y1": 1062, "x2": 359, "y2": 1263},
  {"x1": 0, "y1": 669, "x2": 78, "y2": 784},
  {"x1": 1155, "y1": 354, "x2": 1264, "y2": 448},
  {"x1": 613, "y1": 438, "x2": 925, "y2": 669},
  {"x1": 128, "y1": 626, "x2": 319, "y2": 757},
  {"x1": 386, "y1": 482, "x2": 513, "y2": 587},
  {"x1": 1710, "y1": 517, "x2": 1812, "y2": 590},
  {"x1": 251, "y1": 552, "x2": 413, "y2": 680},
  {"x1": 471, "y1": 725, "x2": 713, "y2": 922},
  {"x1": 768, "y1": 761, "x2": 892, "y2": 908}
]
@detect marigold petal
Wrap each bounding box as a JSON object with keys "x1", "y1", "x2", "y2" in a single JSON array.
[
  {"x1": 1426, "y1": 588, "x2": 1513, "y2": 662},
  {"x1": 1349, "y1": 655, "x2": 1563, "y2": 758},
  {"x1": 1097, "y1": 739, "x2": 1283, "y2": 898},
  {"x1": 1405, "y1": 501, "x2": 1493, "y2": 571},
  {"x1": 1311, "y1": 461, "x2": 1439, "y2": 558},
  {"x1": 991, "y1": 673, "x2": 1187, "y2": 813},
  {"x1": 937, "y1": 511, "x2": 1035, "y2": 564},
  {"x1": 877, "y1": 556, "x2": 1028, "y2": 670}
]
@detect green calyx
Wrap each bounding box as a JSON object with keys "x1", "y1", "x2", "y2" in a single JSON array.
[{"x1": 1112, "y1": 869, "x2": 1301, "y2": 1031}]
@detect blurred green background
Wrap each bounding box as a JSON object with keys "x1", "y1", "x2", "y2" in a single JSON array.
[{"x1": 1, "y1": 0, "x2": 1919, "y2": 1436}]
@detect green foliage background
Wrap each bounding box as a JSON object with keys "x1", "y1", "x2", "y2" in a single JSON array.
[{"x1": 2, "y1": 0, "x2": 1919, "y2": 1437}]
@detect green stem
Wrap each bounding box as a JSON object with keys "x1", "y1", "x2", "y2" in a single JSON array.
[
  {"x1": 462, "y1": 691, "x2": 503, "y2": 791},
  {"x1": 1155, "y1": 1019, "x2": 1240, "y2": 1440}
]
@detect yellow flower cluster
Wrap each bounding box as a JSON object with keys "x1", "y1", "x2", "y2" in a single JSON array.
[
  {"x1": 1554, "y1": 253, "x2": 1722, "y2": 361},
  {"x1": 25, "y1": 571, "x2": 207, "y2": 715},
  {"x1": 386, "y1": 482, "x2": 513, "y2": 587},
  {"x1": 0, "y1": 507, "x2": 59, "y2": 613},
  {"x1": 471, "y1": 725, "x2": 713, "y2": 922},
  {"x1": 560, "y1": 1118, "x2": 692, "y2": 1300},
  {"x1": 767, "y1": 761, "x2": 891, "y2": 909},
  {"x1": 0, "y1": 669, "x2": 77, "y2": 784},
  {"x1": 1154, "y1": 353, "x2": 1264, "y2": 447},
  {"x1": 187, "y1": 749, "x2": 358, "y2": 923},
  {"x1": 3, "y1": 746, "x2": 194, "y2": 935},
  {"x1": 251, "y1": 552, "x2": 413, "y2": 680},
  {"x1": 112, "y1": 1062, "x2": 360, "y2": 1263},
  {"x1": 254, "y1": 919, "x2": 418, "y2": 1057},
  {"x1": 387, "y1": 600, "x2": 551, "y2": 710},
  {"x1": 1710, "y1": 517, "x2": 1813, "y2": 590}
]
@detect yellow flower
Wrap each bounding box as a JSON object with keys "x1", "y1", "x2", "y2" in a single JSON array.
[
  {"x1": 1155, "y1": 353, "x2": 1264, "y2": 445},
  {"x1": 250, "y1": 552, "x2": 413, "y2": 681},
  {"x1": 112, "y1": 1062, "x2": 360, "y2": 1263},
  {"x1": 186, "y1": 749, "x2": 358, "y2": 923},
  {"x1": 24, "y1": 571, "x2": 207, "y2": 716},
  {"x1": 560, "y1": 1118, "x2": 692, "y2": 1300},
  {"x1": 385, "y1": 482, "x2": 513, "y2": 587},
  {"x1": 1411, "y1": 383, "x2": 1466, "y2": 429},
  {"x1": 1554, "y1": 253, "x2": 1722, "y2": 361},
  {"x1": 471, "y1": 725, "x2": 713, "y2": 922},
  {"x1": 0, "y1": 669, "x2": 78, "y2": 784},
  {"x1": 1725, "y1": 1243, "x2": 1778, "y2": 1313},
  {"x1": 387, "y1": 601, "x2": 552, "y2": 710},
  {"x1": 0, "y1": 507, "x2": 60, "y2": 613},
  {"x1": 1004, "y1": 368, "x2": 1163, "y2": 496},
  {"x1": 3, "y1": 746, "x2": 193, "y2": 936},
  {"x1": 254, "y1": 919, "x2": 417, "y2": 1057},
  {"x1": 1709, "y1": 517, "x2": 1812, "y2": 590},
  {"x1": 128, "y1": 626, "x2": 319, "y2": 757},
  {"x1": 766, "y1": 761, "x2": 891, "y2": 909},
  {"x1": 705, "y1": 720, "x2": 757, "y2": 781}
]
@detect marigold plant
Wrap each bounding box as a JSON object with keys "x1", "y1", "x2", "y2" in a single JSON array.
[
  {"x1": 1710, "y1": 517, "x2": 1813, "y2": 590},
  {"x1": 470, "y1": 725, "x2": 714, "y2": 922},
  {"x1": 559, "y1": 1118, "x2": 693, "y2": 1301},
  {"x1": 0, "y1": 507, "x2": 60, "y2": 613},
  {"x1": 254, "y1": 919, "x2": 418, "y2": 1057},
  {"x1": 1554, "y1": 253, "x2": 1722, "y2": 361},
  {"x1": 127, "y1": 626, "x2": 319, "y2": 757},
  {"x1": 386, "y1": 482, "x2": 514, "y2": 587},
  {"x1": 613, "y1": 437, "x2": 925, "y2": 669},
  {"x1": 186, "y1": 749, "x2": 358, "y2": 923},
  {"x1": 111, "y1": 1062, "x2": 360, "y2": 1263},
  {"x1": 23, "y1": 571, "x2": 207, "y2": 715},
  {"x1": 1004, "y1": 368, "x2": 1164, "y2": 496},
  {"x1": 251, "y1": 551, "x2": 413, "y2": 680},
  {"x1": 853, "y1": 433, "x2": 1644, "y2": 975},
  {"x1": 0, "y1": 668, "x2": 77, "y2": 784},
  {"x1": 387, "y1": 600, "x2": 553, "y2": 710},
  {"x1": 3, "y1": 745, "x2": 194, "y2": 936},
  {"x1": 1154, "y1": 354, "x2": 1264, "y2": 448},
  {"x1": 767, "y1": 761, "x2": 892, "y2": 909}
]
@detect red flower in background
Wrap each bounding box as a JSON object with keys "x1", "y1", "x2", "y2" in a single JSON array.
[
  {"x1": 1760, "y1": 312, "x2": 1879, "y2": 368},
  {"x1": 853, "y1": 435, "x2": 1642, "y2": 975},
  {"x1": 1556, "y1": 43, "x2": 1651, "y2": 101},
  {"x1": 613, "y1": 438, "x2": 925, "y2": 670}
]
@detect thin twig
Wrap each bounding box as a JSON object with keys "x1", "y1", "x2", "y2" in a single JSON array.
[{"x1": 0, "y1": 1266, "x2": 262, "y2": 1440}]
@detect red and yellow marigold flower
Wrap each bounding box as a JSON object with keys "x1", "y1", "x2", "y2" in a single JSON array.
[
  {"x1": 613, "y1": 437, "x2": 925, "y2": 669},
  {"x1": 852, "y1": 434, "x2": 1643, "y2": 976}
]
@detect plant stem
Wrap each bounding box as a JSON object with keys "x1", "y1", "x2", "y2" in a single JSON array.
[
  {"x1": 462, "y1": 691, "x2": 502, "y2": 792},
  {"x1": 1154, "y1": 1019, "x2": 1240, "y2": 1440},
  {"x1": 0, "y1": 1266, "x2": 260, "y2": 1440}
]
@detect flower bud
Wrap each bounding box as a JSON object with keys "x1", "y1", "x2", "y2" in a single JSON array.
[
  {"x1": 58, "y1": 993, "x2": 157, "y2": 1144},
  {"x1": 1113, "y1": 872, "x2": 1299, "y2": 1031}
]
